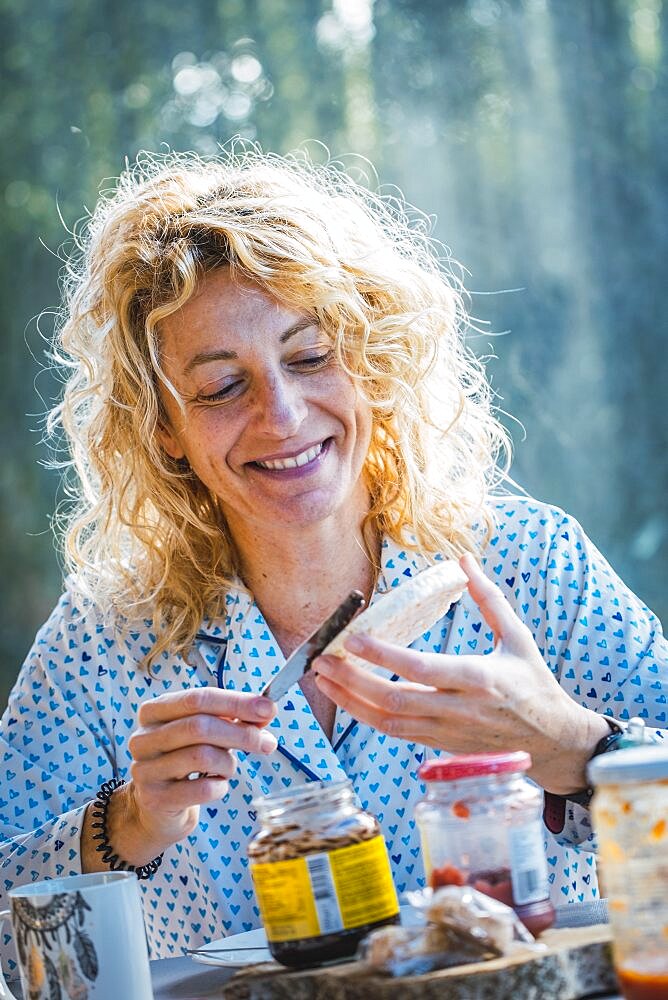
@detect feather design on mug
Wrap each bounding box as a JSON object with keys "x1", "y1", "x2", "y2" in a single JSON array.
[
  {"x1": 26, "y1": 942, "x2": 45, "y2": 1000},
  {"x1": 59, "y1": 949, "x2": 88, "y2": 1000}
]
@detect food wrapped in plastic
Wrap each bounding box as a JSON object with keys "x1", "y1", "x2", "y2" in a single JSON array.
[
  {"x1": 360, "y1": 887, "x2": 540, "y2": 977},
  {"x1": 359, "y1": 922, "x2": 501, "y2": 977},
  {"x1": 409, "y1": 885, "x2": 536, "y2": 950}
]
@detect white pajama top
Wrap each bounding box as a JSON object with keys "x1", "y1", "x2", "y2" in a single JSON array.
[{"x1": 1, "y1": 495, "x2": 666, "y2": 969}]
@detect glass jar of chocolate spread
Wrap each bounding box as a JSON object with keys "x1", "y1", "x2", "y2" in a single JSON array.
[
  {"x1": 247, "y1": 779, "x2": 400, "y2": 967},
  {"x1": 415, "y1": 751, "x2": 555, "y2": 936}
]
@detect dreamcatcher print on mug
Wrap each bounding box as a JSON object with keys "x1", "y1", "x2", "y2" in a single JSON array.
[{"x1": 11, "y1": 892, "x2": 98, "y2": 1000}]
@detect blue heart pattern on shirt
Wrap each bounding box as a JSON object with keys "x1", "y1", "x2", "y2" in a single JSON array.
[{"x1": 1, "y1": 496, "x2": 665, "y2": 967}]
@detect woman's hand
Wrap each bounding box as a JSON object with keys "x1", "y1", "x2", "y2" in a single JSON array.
[
  {"x1": 314, "y1": 553, "x2": 609, "y2": 795},
  {"x1": 88, "y1": 689, "x2": 277, "y2": 868}
]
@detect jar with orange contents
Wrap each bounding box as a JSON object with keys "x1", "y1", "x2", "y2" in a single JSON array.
[{"x1": 588, "y1": 744, "x2": 668, "y2": 1000}]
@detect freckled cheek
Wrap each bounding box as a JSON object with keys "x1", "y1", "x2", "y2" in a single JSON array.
[
  {"x1": 184, "y1": 417, "x2": 241, "y2": 479},
  {"x1": 329, "y1": 376, "x2": 371, "y2": 437}
]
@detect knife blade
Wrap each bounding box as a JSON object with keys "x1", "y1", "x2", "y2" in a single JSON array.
[{"x1": 262, "y1": 590, "x2": 366, "y2": 702}]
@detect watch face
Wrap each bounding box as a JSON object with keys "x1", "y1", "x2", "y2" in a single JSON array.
[{"x1": 596, "y1": 730, "x2": 626, "y2": 755}]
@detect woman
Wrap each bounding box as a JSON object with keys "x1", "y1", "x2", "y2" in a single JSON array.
[{"x1": 1, "y1": 149, "x2": 665, "y2": 964}]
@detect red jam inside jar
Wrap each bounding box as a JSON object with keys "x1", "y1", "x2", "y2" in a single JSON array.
[{"x1": 430, "y1": 862, "x2": 555, "y2": 936}]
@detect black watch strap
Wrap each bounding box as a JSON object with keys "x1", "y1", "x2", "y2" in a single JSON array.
[{"x1": 543, "y1": 717, "x2": 625, "y2": 834}]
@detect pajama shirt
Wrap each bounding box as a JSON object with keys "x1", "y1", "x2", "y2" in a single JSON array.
[{"x1": 1, "y1": 495, "x2": 666, "y2": 967}]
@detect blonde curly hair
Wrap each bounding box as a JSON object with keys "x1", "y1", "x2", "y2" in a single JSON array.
[{"x1": 49, "y1": 147, "x2": 511, "y2": 663}]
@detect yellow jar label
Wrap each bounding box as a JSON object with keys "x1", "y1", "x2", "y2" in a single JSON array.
[{"x1": 251, "y1": 835, "x2": 399, "y2": 942}]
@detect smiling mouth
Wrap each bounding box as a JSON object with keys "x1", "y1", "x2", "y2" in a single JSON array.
[{"x1": 253, "y1": 441, "x2": 327, "y2": 471}]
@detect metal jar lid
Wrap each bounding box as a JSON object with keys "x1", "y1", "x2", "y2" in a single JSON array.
[{"x1": 588, "y1": 744, "x2": 668, "y2": 785}]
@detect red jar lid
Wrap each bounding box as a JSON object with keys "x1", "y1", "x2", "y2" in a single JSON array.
[{"x1": 419, "y1": 751, "x2": 532, "y2": 781}]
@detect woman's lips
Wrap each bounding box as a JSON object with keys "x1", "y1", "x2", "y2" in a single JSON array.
[{"x1": 248, "y1": 438, "x2": 331, "y2": 477}]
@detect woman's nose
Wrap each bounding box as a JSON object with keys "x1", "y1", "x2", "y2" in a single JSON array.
[{"x1": 254, "y1": 374, "x2": 308, "y2": 438}]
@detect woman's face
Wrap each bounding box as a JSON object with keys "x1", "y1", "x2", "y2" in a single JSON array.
[{"x1": 157, "y1": 269, "x2": 373, "y2": 547}]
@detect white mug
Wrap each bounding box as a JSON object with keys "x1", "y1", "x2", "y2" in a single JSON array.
[{"x1": 0, "y1": 871, "x2": 153, "y2": 999}]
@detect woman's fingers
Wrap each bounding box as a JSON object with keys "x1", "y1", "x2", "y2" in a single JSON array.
[
  {"x1": 132, "y1": 773, "x2": 233, "y2": 814},
  {"x1": 325, "y1": 635, "x2": 490, "y2": 693},
  {"x1": 315, "y1": 654, "x2": 475, "y2": 725},
  {"x1": 131, "y1": 745, "x2": 238, "y2": 784},
  {"x1": 129, "y1": 713, "x2": 277, "y2": 761},
  {"x1": 314, "y1": 652, "x2": 435, "y2": 707},
  {"x1": 315, "y1": 671, "x2": 435, "y2": 738},
  {"x1": 128, "y1": 689, "x2": 278, "y2": 842},
  {"x1": 123, "y1": 689, "x2": 278, "y2": 850},
  {"x1": 138, "y1": 687, "x2": 275, "y2": 727},
  {"x1": 315, "y1": 670, "x2": 476, "y2": 745}
]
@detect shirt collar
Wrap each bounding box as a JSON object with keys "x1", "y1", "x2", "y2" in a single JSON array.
[{"x1": 377, "y1": 534, "x2": 433, "y2": 594}]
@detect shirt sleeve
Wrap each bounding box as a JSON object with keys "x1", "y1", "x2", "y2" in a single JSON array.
[
  {"x1": 0, "y1": 592, "x2": 121, "y2": 971},
  {"x1": 530, "y1": 505, "x2": 667, "y2": 846}
]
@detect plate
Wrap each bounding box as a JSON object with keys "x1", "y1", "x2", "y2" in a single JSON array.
[
  {"x1": 191, "y1": 926, "x2": 272, "y2": 967},
  {"x1": 191, "y1": 904, "x2": 420, "y2": 968}
]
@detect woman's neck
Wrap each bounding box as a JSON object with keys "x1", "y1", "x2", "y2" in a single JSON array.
[{"x1": 234, "y1": 519, "x2": 379, "y2": 657}]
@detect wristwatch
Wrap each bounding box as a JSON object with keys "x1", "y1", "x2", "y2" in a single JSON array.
[
  {"x1": 543, "y1": 716, "x2": 625, "y2": 834},
  {"x1": 562, "y1": 717, "x2": 626, "y2": 806}
]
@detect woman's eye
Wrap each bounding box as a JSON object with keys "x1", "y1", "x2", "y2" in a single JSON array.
[
  {"x1": 290, "y1": 349, "x2": 333, "y2": 371},
  {"x1": 197, "y1": 380, "x2": 244, "y2": 404}
]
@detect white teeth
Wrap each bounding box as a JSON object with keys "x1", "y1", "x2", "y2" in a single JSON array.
[{"x1": 256, "y1": 443, "x2": 323, "y2": 471}]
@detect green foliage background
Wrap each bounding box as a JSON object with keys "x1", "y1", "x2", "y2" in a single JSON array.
[{"x1": 1, "y1": 0, "x2": 666, "y2": 707}]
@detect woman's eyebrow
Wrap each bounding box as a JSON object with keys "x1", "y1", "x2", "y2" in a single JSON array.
[
  {"x1": 279, "y1": 317, "x2": 317, "y2": 343},
  {"x1": 183, "y1": 318, "x2": 317, "y2": 376}
]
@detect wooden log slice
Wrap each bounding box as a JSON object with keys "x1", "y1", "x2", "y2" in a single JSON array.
[{"x1": 223, "y1": 924, "x2": 618, "y2": 1000}]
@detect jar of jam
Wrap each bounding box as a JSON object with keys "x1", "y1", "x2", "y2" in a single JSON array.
[
  {"x1": 247, "y1": 779, "x2": 399, "y2": 967},
  {"x1": 415, "y1": 751, "x2": 555, "y2": 936},
  {"x1": 588, "y1": 744, "x2": 668, "y2": 1000}
]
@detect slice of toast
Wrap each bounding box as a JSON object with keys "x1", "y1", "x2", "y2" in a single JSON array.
[{"x1": 322, "y1": 560, "x2": 468, "y2": 667}]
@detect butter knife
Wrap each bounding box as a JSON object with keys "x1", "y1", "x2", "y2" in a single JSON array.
[{"x1": 262, "y1": 591, "x2": 365, "y2": 702}]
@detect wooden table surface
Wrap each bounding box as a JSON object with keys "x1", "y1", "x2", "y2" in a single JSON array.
[
  {"x1": 151, "y1": 923, "x2": 623, "y2": 1000},
  {"x1": 150, "y1": 955, "x2": 623, "y2": 1000}
]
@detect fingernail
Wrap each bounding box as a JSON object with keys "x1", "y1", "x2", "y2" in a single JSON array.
[
  {"x1": 260, "y1": 731, "x2": 278, "y2": 754},
  {"x1": 344, "y1": 635, "x2": 364, "y2": 653},
  {"x1": 255, "y1": 698, "x2": 275, "y2": 719}
]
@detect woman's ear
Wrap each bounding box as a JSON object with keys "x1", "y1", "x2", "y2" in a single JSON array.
[{"x1": 157, "y1": 421, "x2": 186, "y2": 461}]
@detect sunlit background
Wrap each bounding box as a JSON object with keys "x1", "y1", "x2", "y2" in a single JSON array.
[{"x1": 1, "y1": 0, "x2": 666, "y2": 706}]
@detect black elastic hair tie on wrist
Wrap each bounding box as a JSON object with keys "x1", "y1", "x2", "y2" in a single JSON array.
[{"x1": 90, "y1": 777, "x2": 164, "y2": 880}]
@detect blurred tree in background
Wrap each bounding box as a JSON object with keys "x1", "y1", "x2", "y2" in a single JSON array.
[{"x1": 1, "y1": 0, "x2": 666, "y2": 706}]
